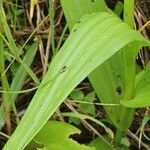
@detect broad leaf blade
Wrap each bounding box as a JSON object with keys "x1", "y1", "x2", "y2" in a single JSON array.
[
  {"x1": 61, "y1": 0, "x2": 107, "y2": 30},
  {"x1": 4, "y1": 12, "x2": 149, "y2": 150},
  {"x1": 27, "y1": 121, "x2": 95, "y2": 150},
  {"x1": 120, "y1": 91, "x2": 150, "y2": 108},
  {"x1": 62, "y1": 112, "x2": 114, "y2": 139},
  {"x1": 88, "y1": 55, "x2": 124, "y2": 128},
  {"x1": 61, "y1": 0, "x2": 134, "y2": 130}
]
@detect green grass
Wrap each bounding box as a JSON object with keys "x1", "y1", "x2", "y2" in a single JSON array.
[{"x1": 0, "y1": 0, "x2": 150, "y2": 149}]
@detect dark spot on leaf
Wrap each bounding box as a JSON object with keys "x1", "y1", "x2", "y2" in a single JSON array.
[
  {"x1": 117, "y1": 119, "x2": 120, "y2": 122},
  {"x1": 39, "y1": 103, "x2": 42, "y2": 108},
  {"x1": 60, "y1": 66, "x2": 67, "y2": 74},
  {"x1": 116, "y1": 86, "x2": 122, "y2": 95},
  {"x1": 34, "y1": 141, "x2": 45, "y2": 149},
  {"x1": 73, "y1": 29, "x2": 77, "y2": 32},
  {"x1": 77, "y1": 20, "x2": 81, "y2": 23},
  {"x1": 116, "y1": 74, "x2": 120, "y2": 78},
  {"x1": 91, "y1": 0, "x2": 95, "y2": 3}
]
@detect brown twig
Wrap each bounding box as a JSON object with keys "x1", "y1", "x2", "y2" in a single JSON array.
[{"x1": 126, "y1": 129, "x2": 149, "y2": 149}]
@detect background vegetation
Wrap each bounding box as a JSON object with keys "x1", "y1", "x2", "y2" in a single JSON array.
[{"x1": 0, "y1": 0, "x2": 150, "y2": 149}]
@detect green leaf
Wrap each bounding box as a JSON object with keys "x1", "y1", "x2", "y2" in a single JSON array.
[
  {"x1": 131, "y1": 64, "x2": 150, "y2": 108},
  {"x1": 61, "y1": 0, "x2": 108, "y2": 30},
  {"x1": 114, "y1": 1, "x2": 123, "y2": 16},
  {"x1": 141, "y1": 115, "x2": 150, "y2": 130},
  {"x1": 4, "y1": 12, "x2": 149, "y2": 150},
  {"x1": 80, "y1": 92, "x2": 96, "y2": 115},
  {"x1": 61, "y1": 0, "x2": 135, "y2": 131},
  {"x1": 0, "y1": 42, "x2": 38, "y2": 129},
  {"x1": 120, "y1": 137, "x2": 130, "y2": 147},
  {"x1": 120, "y1": 91, "x2": 150, "y2": 108},
  {"x1": 122, "y1": 64, "x2": 150, "y2": 108},
  {"x1": 138, "y1": 114, "x2": 150, "y2": 145},
  {"x1": 0, "y1": 6, "x2": 40, "y2": 85},
  {"x1": 70, "y1": 90, "x2": 84, "y2": 101},
  {"x1": 135, "y1": 64, "x2": 150, "y2": 94},
  {"x1": 69, "y1": 90, "x2": 84, "y2": 124},
  {"x1": 88, "y1": 56, "x2": 125, "y2": 128},
  {"x1": 27, "y1": 121, "x2": 95, "y2": 150},
  {"x1": 69, "y1": 92, "x2": 96, "y2": 124},
  {"x1": 63, "y1": 112, "x2": 114, "y2": 139},
  {"x1": 89, "y1": 137, "x2": 113, "y2": 150},
  {"x1": 84, "y1": 92, "x2": 95, "y2": 102}
]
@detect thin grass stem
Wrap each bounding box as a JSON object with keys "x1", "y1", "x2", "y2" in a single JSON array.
[
  {"x1": 115, "y1": 0, "x2": 135, "y2": 144},
  {"x1": 0, "y1": 37, "x2": 11, "y2": 134},
  {"x1": 49, "y1": 0, "x2": 56, "y2": 55}
]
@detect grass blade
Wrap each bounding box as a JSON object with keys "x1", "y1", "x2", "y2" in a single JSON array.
[
  {"x1": 0, "y1": 42, "x2": 38, "y2": 129},
  {"x1": 3, "y1": 12, "x2": 149, "y2": 150},
  {"x1": 61, "y1": 0, "x2": 107, "y2": 30},
  {"x1": 0, "y1": 37, "x2": 11, "y2": 134},
  {"x1": 0, "y1": 5, "x2": 40, "y2": 85},
  {"x1": 61, "y1": 0, "x2": 135, "y2": 131},
  {"x1": 61, "y1": 0, "x2": 124, "y2": 129}
]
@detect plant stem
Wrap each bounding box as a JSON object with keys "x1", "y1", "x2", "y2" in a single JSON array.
[
  {"x1": 0, "y1": 37, "x2": 11, "y2": 134},
  {"x1": 49, "y1": 0, "x2": 55, "y2": 55},
  {"x1": 123, "y1": 0, "x2": 135, "y2": 99},
  {"x1": 55, "y1": 24, "x2": 67, "y2": 53},
  {"x1": 0, "y1": 7, "x2": 40, "y2": 85},
  {"x1": 114, "y1": 129, "x2": 123, "y2": 144},
  {"x1": 115, "y1": 0, "x2": 135, "y2": 144},
  {"x1": 124, "y1": 0, "x2": 134, "y2": 28}
]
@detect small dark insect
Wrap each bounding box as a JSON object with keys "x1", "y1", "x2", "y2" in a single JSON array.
[
  {"x1": 60, "y1": 66, "x2": 67, "y2": 74},
  {"x1": 91, "y1": 0, "x2": 95, "y2": 3},
  {"x1": 116, "y1": 86, "x2": 122, "y2": 95}
]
